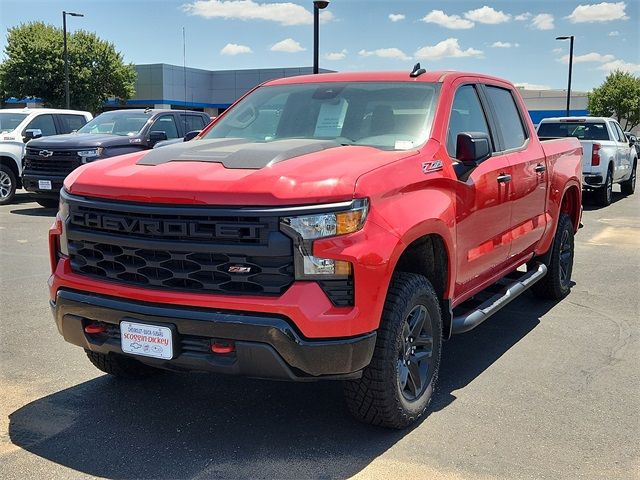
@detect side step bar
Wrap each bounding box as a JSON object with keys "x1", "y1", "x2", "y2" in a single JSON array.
[{"x1": 451, "y1": 263, "x2": 548, "y2": 334}]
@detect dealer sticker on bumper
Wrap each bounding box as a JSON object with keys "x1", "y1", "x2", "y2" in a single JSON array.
[
  {"x1": 38, "y1": 180, "x2": 52, "y2": 190},
  {"x1": 120, "y1": 320, "x2": 173, "y2": 360}
]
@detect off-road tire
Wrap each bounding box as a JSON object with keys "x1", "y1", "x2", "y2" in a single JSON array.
[
  {"x1": 85, "y1": 350, "x2": 162, "y2": 378},
  {"x1": 595, "y1": 167, "x2": 613, "y2": 207},
  {"x1": 343, "y1": 272, "x2": 442, "y2": 429},
  {"x1": 620, "y1": 160, "x2": 636, "y2": 195},
  {"x1": 0, "y1": 164, "x2": 17, "y2": 205},
  {"x1": 35, "y1": 197, "x2": 59, "y2": 209},
  {"x1": 531, "y1": 213, "x2": 574, "y2": 300}
]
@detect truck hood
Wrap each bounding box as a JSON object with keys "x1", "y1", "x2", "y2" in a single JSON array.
[
  {"x1": 65, "y1": 138, "x2": 418, "y2": 205},
  {"x1": 27, "y1": 133, "x2": 140, "y2": 149}
]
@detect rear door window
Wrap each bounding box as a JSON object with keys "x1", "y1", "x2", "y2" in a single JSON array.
[
  {"x1": 58, "y1": 114, "x2": 88, "y2": 133},
  {"x1": 613, "y1": 123, "x2": 626, "y2": 144},
  {"x1": 485, "y1": 86, "x2": 527, "y2": 150},
  {"x1": 24, "y1": 114, "x2": 57, "y2": 137},
  {"x1": 179, "y1": 114, "x2": 206, "y2": 133}
]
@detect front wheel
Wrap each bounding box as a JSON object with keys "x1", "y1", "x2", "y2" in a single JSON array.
[
  {"x1": 531, "y1": 212, "x2": 575, "y2": 300},
  {"x1": 0, "y1": 164, "x2": 17, "y2": 205},
  {"x1": 620, "y1": 161, "x2": 636, "y2": 195},
  {"x1": 343, "y1": 272, "x2": 442, "y2": 429},
  {"x1": 35, "y1": 197, "x2": 59, "y2": 209}
]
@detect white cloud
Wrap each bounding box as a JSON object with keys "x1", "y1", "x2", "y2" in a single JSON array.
[
  {"x1": 324, "y1": 49, "x2": 347, "y2": 61},
  {"x1": 464, "y1": 6, "x2": 511, "y2": 24},
  {"x1": 552, "y1": 47, "x2": 564, "y2": 54},
  {"x1": 421, "y1": 10, "x2": 474, "y2": 29},
  {"x1": 491, "y1": 41, "x2": 519, "y2": 48},
  {"x1": 514, "y1": 82, "x2": 552, "y2": 90},
  {"x1": 388, "y1": 13, "x2": 405, "y2": 22},
  {"x1": 415, "y1": 38, "x2": 483, "y2": 61},
  {"x1": 182, "y1": 0, "x2": 334, "y2": 26},
  {"x1": 598, "y1": 59, "x2": 640, "y2": 73},
  {"x1": 609, "y1": 30, "x2": 620, "y2": 36},
  {"x1": 358, "y1": 48, "x2": 411, "y2": 61},
  {"x1": 515, "y1": 12, "x2": 531, "y2": 21},
  {"x1": 531, "y1": 13, "x2": 554, "y2": 30},
  {"x1": 560, "y1": 52, "x2": 616, "y2": 64},
  {"x1": 567, "y1": 2, "x2": 628, "y2": 23},
  {"x1": 220, "y1": 43, "x2": 252, "y2": 55},
  {"x1": 270, "y1": 38, "x2": 305, "y2": 53}
]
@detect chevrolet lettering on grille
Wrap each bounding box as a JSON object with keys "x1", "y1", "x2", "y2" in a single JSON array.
[{"x1": 70, "y1": 213, "x2": 262, "y2": 240}]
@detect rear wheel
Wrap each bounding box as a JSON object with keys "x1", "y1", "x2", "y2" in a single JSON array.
[
  {"x1": 531, "y1": 212, "x2": 575, "y2": 300},
  {"x1": 85, "y1": 350, "x2": 162, "y2": 378},
  {"x1": 0, "y1": 164, "x2": 17, "y2": 205},
  {"x1": 343, "y1": 272, "x2": 442, "y2": 429},
  {"x1": 595, "y1": 167, "x2": 613, "y2": 206},
  {"x1": 620, "y1": 161, "x2": 636, "y2": 195},
  {"x1": 35, "y1": 197, "x2": 59, "y2": 208}
]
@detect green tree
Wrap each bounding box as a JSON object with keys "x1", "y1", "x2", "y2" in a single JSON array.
[
  {"x1": 0, "y1": 22, "x2": 136, "y2": 112},
  {"x1": 588, "y1": 70, "x2": 640, "y2": 131}
]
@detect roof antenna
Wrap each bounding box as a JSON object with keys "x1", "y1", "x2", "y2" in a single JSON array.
[{"x1": 410, "y1": 62, "x2": 427, "y2": 78}]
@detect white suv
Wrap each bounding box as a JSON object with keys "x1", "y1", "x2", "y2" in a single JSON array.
[
  {"x1": 0, "y1": 108, "x2": 92, "y2": 204},
  {"x1": 537, "y1": 116, "x2": 637, "y2": 206}
]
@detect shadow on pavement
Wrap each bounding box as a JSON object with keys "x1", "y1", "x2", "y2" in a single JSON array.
[
  {"x1": 9, "y1": 292, "x2": 558, "y2": 479},
  {"x1": 582, "y1": 189, "x2": 627, "y2": 211}
]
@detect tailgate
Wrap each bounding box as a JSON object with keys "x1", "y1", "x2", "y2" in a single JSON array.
[{"x1": 579, "y1": 141, "x2": 594, "y2": 173}]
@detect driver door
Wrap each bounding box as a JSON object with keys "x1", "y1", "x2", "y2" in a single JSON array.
[{"x1": 449, "y1": 84, "x2": 514, "y2": 299}]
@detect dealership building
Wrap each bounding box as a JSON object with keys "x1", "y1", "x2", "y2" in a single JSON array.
[
  {"x1": 116, "y1": 63, "x2": 589, "y2": 124},
  {"x1": 8, "y1": 63, "x2": 590, "y2": 124}
]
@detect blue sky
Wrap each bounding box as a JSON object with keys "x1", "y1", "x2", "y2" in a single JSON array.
[{"x1": 0, "y1": 0, "x2": 638, "y2": 91}]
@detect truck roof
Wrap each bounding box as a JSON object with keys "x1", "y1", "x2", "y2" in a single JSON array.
[
  {"x1": 539, "y1": 116, "x2": 616, "y2": 123},
  {"x1": 264, "y1": 70, "x2": 516, "y2": 86},
  {"x1": 0, "y1": 107, "x2": 91, "y2": 115}
]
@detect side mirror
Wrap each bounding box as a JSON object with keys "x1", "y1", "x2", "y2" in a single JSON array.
[
  {"x1": 149, "y1": 130, "x2": 168, "y2": 144},
  {"x1": 456, "y1": 132, "x2": 491, "y2": 166},
  {"x1": 629, "y1": 138, "x2": 636, "y2": 147},
  {"x1": 183, "y1": 130, "x2": 201, "y2": 142},
  {"x1": 23, "y1": 129, "x2": 43, "y2": 141}
]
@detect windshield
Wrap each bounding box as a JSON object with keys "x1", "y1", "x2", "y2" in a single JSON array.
[
  {"x1": 203, "y1": 82, "x2": 438, "y2": 150},
  {"x1": 77, "y1": 110, "x2": 151, "y2": 136},
  {"x1": 538, "y1": 122, "x2": 610, "y2": 141},
  {"x1": 0, "y1": 113, "x2": 28, "y2": 133}
]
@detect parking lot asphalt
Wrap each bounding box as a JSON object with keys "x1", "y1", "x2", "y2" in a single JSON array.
[{"x1": 0, "y1": 188, "x2": 638, "y2": 480}]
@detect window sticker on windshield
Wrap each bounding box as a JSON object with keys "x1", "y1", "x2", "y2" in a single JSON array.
[
  {"x1": 314, "y1": 98, "x2": 348, "y2": 137},
  {"x1": 395, "y1": 140, "x2": 414, "y2": 150}
]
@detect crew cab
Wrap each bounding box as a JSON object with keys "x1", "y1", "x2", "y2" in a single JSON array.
[
  {"x1": 0, "y1": 108, "x2": 92, "y2": 204},
  {"x1": 538, "y1": 117, "x2": 637, "y2": 205},
  {"x1": 23, "y1": 109, "x2": 210, "y2": 207},
  {"x1": 49, "y1": 70, "x2": 582, "y2": 428}
]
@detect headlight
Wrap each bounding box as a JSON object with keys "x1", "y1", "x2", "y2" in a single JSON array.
[
  {"x1": 58, "y1": 194, "x2": 70, "y2": 256},
  {"x1": 78, "y1": 147, "x2": 103, "y2": 161},
  {"x1": 281, "y1": 199, "x2": 368, "y2": 240},
  {"x1": 280, "y1": 199, "x2": 368, "y2": 279}
]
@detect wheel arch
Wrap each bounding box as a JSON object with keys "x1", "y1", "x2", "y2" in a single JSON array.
[
  {"x1": 560, "y1": 184, "x2": 581, "y2": 232},
  {"x1": 0, "y1": 155, "x2": 22, "y2": 189}
]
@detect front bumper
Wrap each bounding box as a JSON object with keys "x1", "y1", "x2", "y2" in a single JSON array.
[
  {"x1": 51, "y1": 289, "x2": 376, "y2": 381},
  {"x1": 22, "y1": 173, "x2": 65, "y2": 196}
]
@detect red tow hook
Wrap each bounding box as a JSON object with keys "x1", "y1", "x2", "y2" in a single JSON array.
[
  {"x1": 211, "y1": 341, "x2": 235, "y2": 354},
  {"x1": 84, "y1": 323, "x2": 107, "y2": 334}
]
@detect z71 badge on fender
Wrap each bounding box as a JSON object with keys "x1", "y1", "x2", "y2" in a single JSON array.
[{"x1": 422, "y1": 160, "x2": 443, "y2": 174}]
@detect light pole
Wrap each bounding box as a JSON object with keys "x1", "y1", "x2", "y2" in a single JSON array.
[
  {"x1": 556, "y1": 35, "x2": 574, "y2": 116},
  {"x1": 63, "y1": 11, "x2": 84, "y2": 109},
  {"x1": 313, "y1": 1, "x2": 329, "y2": 74}
]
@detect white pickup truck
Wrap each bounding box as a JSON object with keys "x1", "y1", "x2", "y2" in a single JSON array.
[
  {"x1": 537, "y1": 116, "x2": 637, "y2": 206},
  {"x1": 0, "y1": 108, "x2": 92, "y2": 205}
]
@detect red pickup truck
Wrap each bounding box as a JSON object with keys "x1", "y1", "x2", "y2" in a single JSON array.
[{"x1": 49, "y1": 69, "x2": 582, "y2": 428}]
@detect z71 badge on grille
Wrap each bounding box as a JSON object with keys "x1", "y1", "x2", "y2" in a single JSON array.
[
  {"x1": 422, "y1": 160, "x2": 443, "y2": 174},
  {"x1": 228, "y1": 265, "x2": 252, "y2": 273}
]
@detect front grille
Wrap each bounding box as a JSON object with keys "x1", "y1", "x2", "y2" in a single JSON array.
[
  {"x1": 24, "y1": 148, "x2": 82, "y2": 175},
  {"x1": 65, "y1": 196, "x2": 295, "y2": 296}
]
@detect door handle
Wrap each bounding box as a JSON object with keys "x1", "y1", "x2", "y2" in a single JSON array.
[
  {"x1": 534, "y1": 164, "x2": 547, "y2": 173},
  {"x1": 496, "y1": 173, "x2": 512, "y2": 183}
]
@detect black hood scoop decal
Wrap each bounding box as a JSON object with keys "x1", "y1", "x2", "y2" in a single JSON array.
[{"x1": 137, "y1": 138, "x2": 341, "y2": 169}]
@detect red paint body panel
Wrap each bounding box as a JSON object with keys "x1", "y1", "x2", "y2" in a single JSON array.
[{"x1": 50, "y1": 70, "x2": 583, "y2": 339}]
